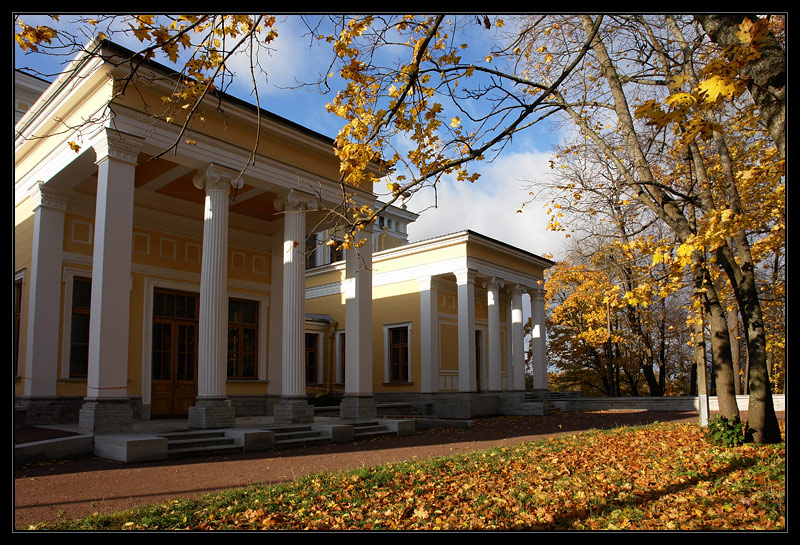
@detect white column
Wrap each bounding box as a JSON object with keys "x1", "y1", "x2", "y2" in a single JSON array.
[
  {"x1": 274, "y1": 189, "x2": 318, "y2": 423},
  {"x1": 23, "y1": 184, "x2": 67, "y2": 399},
  {"x1": 341, "y1": 226, "x2": 376, "y2": 419},
  {"x1": 418, "y1": 276, "x2": 439, "y2": 394},
  {"x1": 529, "y1": 286, "x2": 548, "y2": 391},
  {"x1": 189, "y1": 163, "x2": 240, "y2": 429},
  {"x1": 79, "y1": 129, "x2": 142, "y2": 435},
  {"x1": 455, "y1": 269, "x2": 477, "y2": 392},
  {"x1": 510, "y1": 285, "x2": 525, "y2": 391},
  {"x1": 486, "y1": 277, "x2": 503, "y2": 392}
]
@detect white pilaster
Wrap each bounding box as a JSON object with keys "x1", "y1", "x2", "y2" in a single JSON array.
[
  {"x1": 189, "y1": 163, "x2": 240, "y2": 429},
  {"x1": 529, "y1": 286, "x2": 548, "y2": 391},
  {"x1": 418, "y1": 276, "x2": 439, "y2": 394},
  {"x1": 23, "y1": 184, "x2": 67, "y2": 398},
  {"x1": 510, "y1": 285, "x2": 525, "y2": 391},
  {"x1": 267, "y1": 252, "x2": 283, "y2": 397},
  {"x1": 79, "y1": 129, "x2": 142, "y2": 434},
  {"x1": 274, "y1": 189, "x2": 318, "y2": 423},
  {"x1": 486, "y1": 277, "x2": 503, "y2": 392},
  {"x1": 455, "y1": 269, "x2": 477, "y2": 392}
]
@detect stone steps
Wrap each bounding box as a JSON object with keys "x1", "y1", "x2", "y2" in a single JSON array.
[
  {"x1": 352, "y1": 420, "x2": 394, "y2": 440},
  {"x1": 270, "y1": 425, "x2": 331, "y2": 449},
  {"x1": 158, "y1": 430, "x2": 243, "y2": 459}
]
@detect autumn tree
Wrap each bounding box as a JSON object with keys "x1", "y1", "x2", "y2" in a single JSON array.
[{"x1": 545, "y1": 15, "x2": 783, "y2": 443}]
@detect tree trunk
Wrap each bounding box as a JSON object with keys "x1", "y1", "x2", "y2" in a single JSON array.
[
  {"x1": 728, "y1": 306, "x2": 742, "y2": 395},
  {"x1": 702, "y1": 287, "x2": 740, "y2": 419},
  {"x1": 695, "y1": 14, "x2": 785, "y2": 160}
]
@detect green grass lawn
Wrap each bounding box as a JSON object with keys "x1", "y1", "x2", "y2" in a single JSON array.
[{"x1": 22, "y1": 422, "x2": 785, "y2": 531}]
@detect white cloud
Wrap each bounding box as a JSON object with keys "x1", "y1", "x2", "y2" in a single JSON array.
[{"x1": 404, "y1": 149, "x2": 569, "y2": 261}]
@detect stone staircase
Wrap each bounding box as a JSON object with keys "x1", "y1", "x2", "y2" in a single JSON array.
[
  {"x1": 157, "y1": 420, "x2": 399, "y2": 458},
  {"x1": 352, "y1": 420, "x2": 394, "y2": 441},
  {"x1": 88, "y1": 417, "x2": 415, "y2": 463},
  {"x1": 159, "y1": 429, "x2": 243, "y2": 459},
  {"x1": 523, "y1": 392, "x2": 557, "y2": 415},
  {"x1": 271, "y1": 425, "x2": 331, "y2": 450}
]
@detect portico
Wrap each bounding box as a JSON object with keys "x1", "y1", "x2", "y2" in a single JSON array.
[{"x1": 15, "y1": 40, "x2": 554, "y2": 432}]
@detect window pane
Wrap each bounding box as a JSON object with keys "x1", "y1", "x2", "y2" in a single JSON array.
[
  {"x1": 242, "y1": 301, "x2": 257, "y2": 324},
  {"x1": 227, "y1": 327, "x2": 239, "y2": 377},
  {"x1": 175, "y1": 295, "x2": 186, "y2": 319},
  {"x1": 69, "y1": 345, "x2": 88, "y2": 377},
  {"x1": 72, "y1": 278, "x2": 92, "y2": 308},
  {"x1": 71, "y1": 313, "x2": 90, "y2": 343},
  {"x1": 243, "y1": 329, "x2": 256, "y2": 352},
  {"x1": 243, "y1": 353, "x2": 255, "y2": 378},
  {"x1": 186, "y1": 296, "x2": 196, "y2": 319},
  {"x1": 229, "y1": 299, "x2": 241, "y2": 323},
  {"x1": 305, "y1": 333, "x2": 317, "y2": 349}
]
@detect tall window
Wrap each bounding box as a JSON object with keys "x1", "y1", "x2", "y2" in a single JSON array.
[
  {"x1": 475, "y1": 330, "x2": 483, "y2": 390},
  {"x1": 69, "y1": 277, "x2": 92, "y2": 378},
  {"x1": 339, "y1": 332, "x2": 346, "y2": 384},
  {"x1": 305, "y1": 333, "x2": 320, "y2": 384},
  {"x1": 389, "y1": 326, "x2": 409, "y2": 382},
  {"x1": 305, "y1": 234, "x2": 317, "y2": 269},
  {"x1": 227, "y1": 298, "x2": 258, "y2": 379},
  {"x1": 329, "y1": 240, "x2": 343, "y2": 264}
]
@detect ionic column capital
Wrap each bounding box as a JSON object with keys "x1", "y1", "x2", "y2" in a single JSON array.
[
  {"x1": 193, "y1": 163, "x2": 242, "y2": 193},
  {"x1": 528, "y1": 284, "x2": 546, "y2": 301},
  {"x1": 484, "y1": 276, "x2": 504, "y2": 291},
  {"x1": 275, "y1": 189, "x2": 319, "y2": 213}
]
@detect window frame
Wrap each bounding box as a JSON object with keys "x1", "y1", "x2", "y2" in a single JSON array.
[
  {"x1": 304, "y1": 331, "x2": 322, "y2": 385},
  {"x1": 14, "y1": 271, "x2": 25, "y2": 378},
  {"x1": 227, "y1": 297, "x2": 259, "y2": 380},
  {"x1": 335, "y1": 330, "x2": 346, "y2": 384},
  {"x1": 382, "y1": 322, "x2": 413, "y2": 384},
  {"x1": 68, "y1": 275, "x2": 93, "y2": 378}
]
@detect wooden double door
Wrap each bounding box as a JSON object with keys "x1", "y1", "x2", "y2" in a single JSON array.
[{"x1": 151, "y1": 289, "x2": 199, "y2": 417}]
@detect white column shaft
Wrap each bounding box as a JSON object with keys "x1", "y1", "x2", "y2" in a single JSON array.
[
  {"x1": 456, "y1": 270, "x2": 476, "y2": 392},
  {"x1": 487, "y1": 278, "x2": 502, "y2": 392},
  {"x1": 86, "y1": 137, "x2": 139, "y2": 400},
  {"x1": 530, "y1": 287, "x2": 548, "y2": 390},
  {"x1": 197, "y1": 182, "x2": 230, "y2": 399},
  {"x1": 282, "y1": 207, "x2": 307, "y2": 397},
  {"x1": 418, "y1": 276, "x2": 439, "y2": 393},
  {"x1": 345, "y1": 228, "x2": 373, "y2": 395},
  {"x1": 23, "y1": 188, "x2": 66, "y2": 397},
  {"x1": 511, "y1": 287, "x2": 525, "y2": 391}
]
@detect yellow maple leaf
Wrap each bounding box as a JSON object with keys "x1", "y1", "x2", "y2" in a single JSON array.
[{"x1": 698, "y1": 75, "x2": 739, "y2": 103}]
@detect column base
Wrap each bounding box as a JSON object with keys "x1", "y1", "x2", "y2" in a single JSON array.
[
  {"x1": 339, "y1": 395, "x2": 377, "y2": 420},
  {"x1": 273, "y1": 397, "x2": 315, "y2": 424},
  {"x1": 188, "y1": 398, "x2": 236, "y2": 429},
  {"x1": 79, "y1": 399, "x2": 134, "y2": 435}
]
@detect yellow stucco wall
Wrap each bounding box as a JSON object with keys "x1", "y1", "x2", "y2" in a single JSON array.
[{"x1": 14, "y1": 197, "x2": 35, "y2": 396}]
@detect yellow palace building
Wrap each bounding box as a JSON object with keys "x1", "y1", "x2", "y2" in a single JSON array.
[{"x1": 15, "y1": 41, "x2": 553, "y2": 434}]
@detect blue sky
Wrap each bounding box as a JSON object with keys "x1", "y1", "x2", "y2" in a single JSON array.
[{"x1": 15, "y1": 14, "x2": 571, "y2": 260}]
